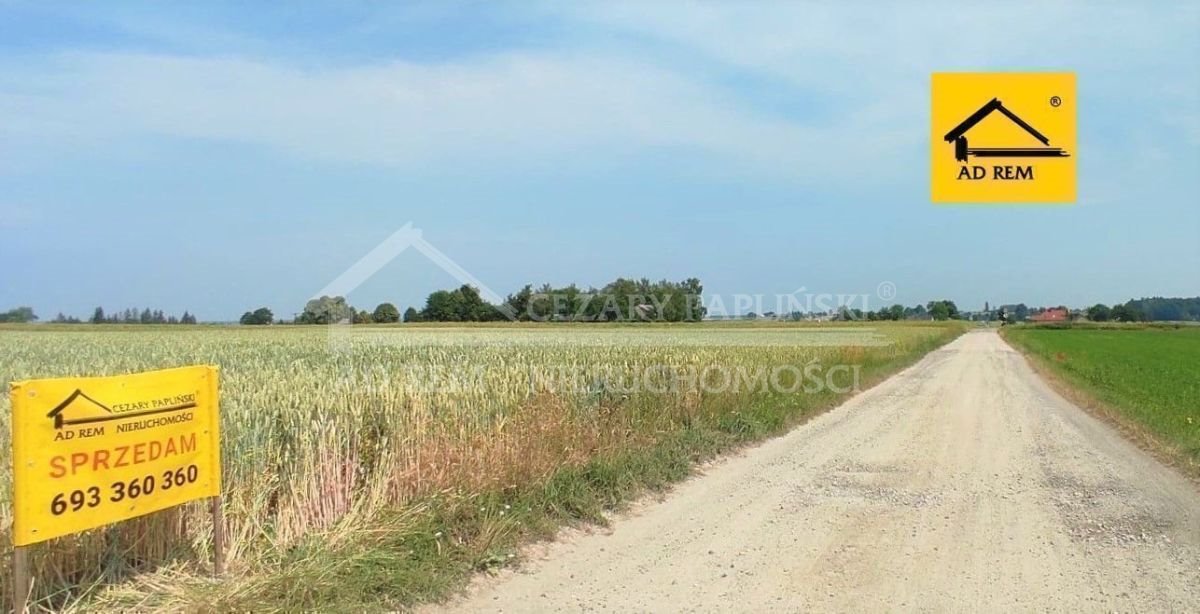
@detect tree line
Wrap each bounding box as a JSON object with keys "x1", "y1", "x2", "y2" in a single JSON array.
[
  {"x1": 5, "y1": 295, "x2": 1196, "y2": 327},
  {"x1": 415, "y1": 278, "x2": 707, "y2": 322},
  {"x1": 821, "y1": 300, "x2": 959, "y2": 322},
  {"x1": 1085, "y1": 302, "x2": 1145, "y2": 323},
  {"x1": 855, "y1": 300, "x2": 960, "y2": 321},
  {"x1": 254, "y1": 278, "x2": 707, "y2": 325},
  {"x1": 278, "y1": 297, "x2": 402, "y2": 325},
  {"x1": 1123, "y1": 297, "x2": 1200, "y2": 321},
  {"x1": 0, "y1": 306, "x2": 199, "y2": 324},
  {"x1": 86, "y1": 307, "x2": 198, "y2": 324}
]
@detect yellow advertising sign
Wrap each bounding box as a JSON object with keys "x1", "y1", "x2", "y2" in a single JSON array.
[
  {"x1": 931, "y1": 72, "x2": 1076, "y2": 203},
  {"x1": 9, "y1": 365, "x2": 221, "y2": 546}
]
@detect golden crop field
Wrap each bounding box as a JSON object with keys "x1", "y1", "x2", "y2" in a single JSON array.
[{"x1": 0, "y1": 322, "x2": 961, "y2": 611}]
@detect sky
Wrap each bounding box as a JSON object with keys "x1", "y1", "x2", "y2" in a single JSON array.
[{"x1": 1, "y1": 1, "x2": 1197, "y2": 321}]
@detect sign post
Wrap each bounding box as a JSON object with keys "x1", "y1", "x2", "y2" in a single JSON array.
[
  {"x1": 11, "y1": 545, "x2": 30, "y2": 613},
  {"x1": 8, "y1": 365, "x2": 222, "y2": 606},
  {"x1": 210, "y1": 495, "x2": 225, "y2": 576}
]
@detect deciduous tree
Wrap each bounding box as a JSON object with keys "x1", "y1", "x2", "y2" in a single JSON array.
[{"x1": 372, "y1": 302, "x2": 400, "y2": 323}]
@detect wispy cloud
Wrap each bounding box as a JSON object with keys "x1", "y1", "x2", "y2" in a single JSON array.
[
  {"x1": 0, "y1": 2, "x2": 1195, "y2": 184},
  {"x1": 0, "y1": 49, "x2": 925, "y2": 183}
]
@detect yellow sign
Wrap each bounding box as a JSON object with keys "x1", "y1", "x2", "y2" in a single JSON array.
[
  {"x1": 9, "y1": 365, "x2": 221, "y2": 546},
  {"x1": 931, "y1": 72, "x2": 1076, "y2": 203}
]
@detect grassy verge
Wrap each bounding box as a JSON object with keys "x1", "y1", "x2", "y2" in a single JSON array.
[
  {"x1": 1002, "y1": 324, "x2": 1200, "y2": 478},
  {"x1": 58, "y1": 324, "x2": 965, "y2": 612}
]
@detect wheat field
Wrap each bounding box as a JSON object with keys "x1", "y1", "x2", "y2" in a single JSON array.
[{"x1": 0, "y1": 322, "x2": 960, "y2": 610}]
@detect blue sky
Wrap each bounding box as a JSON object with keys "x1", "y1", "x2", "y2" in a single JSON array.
[{"x1": 1, "y1": 1, "x2": 1197, "y2": 321}]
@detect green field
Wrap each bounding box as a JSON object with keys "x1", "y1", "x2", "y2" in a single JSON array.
[
  {"x1": 0, "y1": 322, "x2": 963, "y2": 611},
  {"x1": 1003, "y1": 325, "x2": 1200, "y2": 470}
]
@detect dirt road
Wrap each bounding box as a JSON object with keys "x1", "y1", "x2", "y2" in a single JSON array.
[{"x1": 439, "y1": 331, "x2": 1200, "y2": 612}]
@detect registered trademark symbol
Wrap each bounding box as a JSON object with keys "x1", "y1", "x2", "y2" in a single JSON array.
[
  {"x1": 1049, "y1": 96, "x2": 1062, "y2": 107},
  {"x1": 876, "y1": 281, "x2": 896, "y2": 302}
]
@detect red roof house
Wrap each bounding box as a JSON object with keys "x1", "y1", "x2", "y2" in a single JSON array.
[{"x1": 1030, "y1": 307, "x2": 1070, "y2": 323}]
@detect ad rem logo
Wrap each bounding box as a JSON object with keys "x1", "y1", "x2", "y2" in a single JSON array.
[{"x1": 944, "y1": 97, "x2": 1069, "y2": 181}]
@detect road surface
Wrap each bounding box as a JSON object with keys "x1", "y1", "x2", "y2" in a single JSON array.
[{"x1": 438, "y1": 331, "x2": 1200, "y2": 612}]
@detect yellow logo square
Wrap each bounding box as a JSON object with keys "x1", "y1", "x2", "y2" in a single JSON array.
[{"x1": 931, "y1": 72, "x2": 1076, "y2": 204}]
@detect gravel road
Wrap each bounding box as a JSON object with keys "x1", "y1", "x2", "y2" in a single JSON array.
[{"x1": 438, "y1": 330, "x2": 1200, "y2": 612}]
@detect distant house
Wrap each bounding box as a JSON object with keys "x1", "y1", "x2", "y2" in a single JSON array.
[{"x1": 1030, "y1": 307, "x2": 1069, "y2": 323}]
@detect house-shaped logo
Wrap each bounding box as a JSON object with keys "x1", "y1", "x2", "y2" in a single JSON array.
[
  {"x1": 943, "y1": 98, "x2": 1069, "y2": 162},
  {"x1": 46, "y1": 389, "x2": 115, "y2": 429},
  {"x1": 312, "y1": 223, "x2": 517, "y2": 351},
  {"x1": 931, "y1": 72, "x2": 1076, "y2": 204},
  {"x1": 46, "y1": 389, "x2": 197, "y2": 429}
]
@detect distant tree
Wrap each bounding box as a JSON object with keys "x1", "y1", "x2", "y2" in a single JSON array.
[
  {"x1": 91, "y1": 306, "x2": 106, "y2": 324},
  {"x1": 1014, "y1": 303, "x2": 1029, "y2": 322},
  {"x1": 946, "y1": 301, "x2": 960, "y2": 319},
  {"x1": 927, "y1": 300, "x2": 960, "y2": 321},
  {"x1": 1110, "y1": 303, "x2": 1144, "y2": 323},
  {"x1": 924, "y1": 302, "x2": 940, "y2": 320},
  {"x1": 297, "y1": 296, "x2": 354, "y2": 324},
  {"x1": 372, "y1": 302, "x2": 400, "y2": 323},
  {"x1": 461, "y1": 285, "x2": 498, "y2": 321},
  {"x1": 403, "y1": 306, "x2": 420, "y2": 323},
  {"x1": 503, "y1": 284, "x2": 535, "y2": 321},
  {"x1": 421, "y1": 290, "x2": 460, "y2": 322},
  {"x1": 240, "y1": 307, "x2": 274, "y2": 325},
  {"x1": 180, "y1": 311, "x2": 197, "y2": 325},
  {"x1": 1087, "y1": 304, "x2": 1111, "y2": 322},
  {"x1": 0, "y1": 306, "x2": 37, "y2": 323}
]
